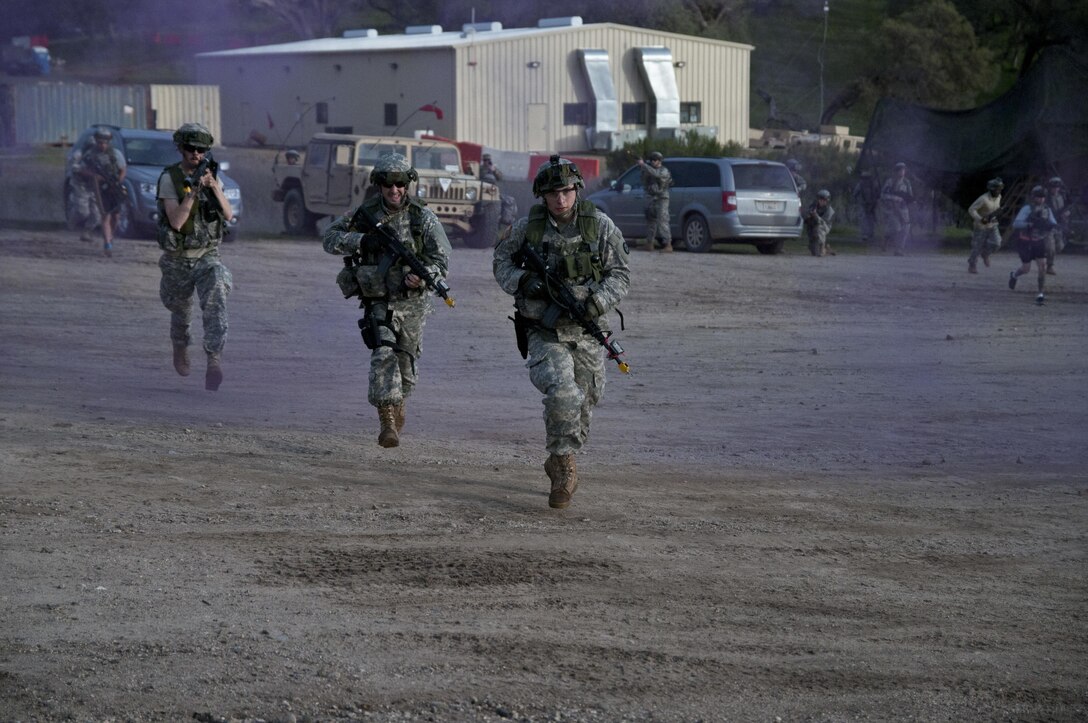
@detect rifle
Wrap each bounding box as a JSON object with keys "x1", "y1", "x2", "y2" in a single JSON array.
[
  {"x1": 182, "y1": 153, "x2": 219, "y2": 194},
  {"x1": 347, "y1": 203, "x2": 455, "y2": 307},
  {"x1": 517, "y1": 242, "x2": 630, "y2": 374}
]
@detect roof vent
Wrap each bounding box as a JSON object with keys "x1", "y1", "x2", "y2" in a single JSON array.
[
  {"x1": 462, "y1": 22, "x2": 502, "y2": 34},
  {"x1": 538, "y1": 16, "x2": 583, "y2": 28},
  {"x1": 406, "y1": 25, "x2": 443, "y2": 35},
  {"x1": 342, "y1": 29, "x2": 378, "y2": 38}
]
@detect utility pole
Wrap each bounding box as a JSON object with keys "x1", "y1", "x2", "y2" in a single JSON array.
[{"x1": 819, "y1": 0, "x2": 829, "y2": 131}]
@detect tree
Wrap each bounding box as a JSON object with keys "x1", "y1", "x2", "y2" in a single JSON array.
[
  {"x1": 236, "y1": 0, "x2": 358, "y2": 40},
  {"x1": 821, "y1": 0, "x2": 996, "y2": 124},
  {"x1": 954, "y1": 0, "x2": 1088, "y2": 76}
]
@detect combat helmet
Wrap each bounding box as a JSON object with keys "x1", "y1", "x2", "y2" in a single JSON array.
[
  {"x1": 1048, "y1": 176, "x2": 1063, "y2": 186},
  {"x1": 816, "y1": 189, "x2": 831, "y2": 200},
  {"x1": 786, "y1": 158, "x2": 801, "y2": 172},
  {"x1": 987, "y1": 177, "x2": 1004, "y2": 191},
  {"x1": 532, "y1": 154, "x2": 584, "y2": 197},
  {"x1": 1031, "y1": 185, "x2": 1046, "y2": 198},
  {"x1": 173, "y1": 122, "x2": 214, "y2": 150},
  {"x1": 647, "y1": 151, "x2": 663, "y2": 162},
  {"x1": 369, "y1": 152, "x2": 418, "y2": 187},
  {"x1": 93, "y1": 127, "x2": 113, "y2": 141}
]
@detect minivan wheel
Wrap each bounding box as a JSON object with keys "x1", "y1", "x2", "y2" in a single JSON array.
[
  {"x1": 757, "y1": 238, "x2": 786, "y2": 255},
  {"x1": 682, "y1": 214, "x2": 713, "y2": 253}
]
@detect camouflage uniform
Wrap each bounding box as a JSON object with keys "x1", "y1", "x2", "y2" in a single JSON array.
[
  {"x1": 156, "y1": 166, "x2": 232, "y2": 355},
  {"x1": 324, "y1": 197, "x2": 450, "y2": 408},
  {"x1": 880, "y1": 163, "x2": 913, "y2": 254},
  {"x1": 495, "y1": 208, "x2": 629, "y2": 454},
  {"x1": 156, "y1": 123, "x2": 234, "y2": 390},
  {"x1": 640, "y1": 152, "x2": 672, "y2": 249},
  {"x1": 804, "y1": 191, "x2": 835, "y2": 257},
  {"x1": 71, "y1": 132, "x2": 126, "y2": 237},
  {"x1": 323, "y1": 153, "x2": 451, "y2": 447},
  {"x1": 1045, "y1": 178, "x2": 1069, "y2": 274},
  {"x1": 967, "y1": 178, "x2": 1003, "y2": 272}
]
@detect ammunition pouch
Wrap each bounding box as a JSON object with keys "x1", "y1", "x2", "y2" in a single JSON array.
[{"x1": 336, "y1": 262, "x2": 362, "y2": 298}]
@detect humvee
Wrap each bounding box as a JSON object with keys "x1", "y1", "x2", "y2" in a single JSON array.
[{"x1": 272, "y1": 134, "x2": 501, "y2": 248}]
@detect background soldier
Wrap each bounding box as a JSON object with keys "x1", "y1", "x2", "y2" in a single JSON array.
[
  {"x1": 638, "y1": 151, "x2": 673, "y2": 251},
  {"x1": 323, "y1": 153, "x2": 452, "y2": 448},
  {"x1": 493, "y1": 155, "x2": 631, "y2": 509},
  {"x1": 75, "y1": 128, "x2": 127, "y2": 256},
  {"x1": 804, "y1": 189, "x2": 835, "y2": 257},
  {"x1": 156, "y1": 122, "x2": 234, "y2": 391},
  {"x1": 967, "y1": 177, "x2": 1004, "y2": 273},
  {"x1": 880, "y1": 161, "x2": 913, "y2": 255},
  {"x1": 1045, "y1": 176, "x2": 1070, "y2": 275},
  {"x1": 786, "y1": 158, "x2": 807, "y2": 197},
  {"x1": 1009, "y1": 185, "x2": 1057, "y2": 305},
  {"x1": 479, "y1": 152, "x2": 503, "y2": 184},
  {"x1": 480, "y1": 152, "x2": 517, "y2": 227}
]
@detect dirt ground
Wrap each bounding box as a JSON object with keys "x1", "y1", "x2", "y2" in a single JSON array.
[{"x1": 1, "y1": 228, "x2": 1086, "y2": 722}]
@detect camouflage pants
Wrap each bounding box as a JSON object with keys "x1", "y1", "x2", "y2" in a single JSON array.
[
  {"x1": 159, "y1": 251, "x2": 232, "y2": 354},
  {"x1": 365, "y1": 298, "x2": 430, "y2": 408},
  {"x1": 645, "y1": 198, "x2": 670, "y2": 244},
  {"x1": 807, "y1": 224, "x2": 829, "y2": 256},
  {"x1": 526, "y1": 327, "x2": 606, "y2": 456},
  {"x1": 969, "y1": 225, "x2": 1001, "y2": 266},
  {"x1": 881, "y1": 205, "x2": 910, "y2": 252},
  {"x1": 69, "y1": 180, "x2": 101, "y2": 230}
]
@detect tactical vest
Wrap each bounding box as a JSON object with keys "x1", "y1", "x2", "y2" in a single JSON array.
[
  {"x1": 523, "y1": 199, "x2": 603, "y2": 283},
  {"x1": 345, "y1": 195, "x2": 430, "y2": 301},
  {"x1": 157, "y1": 163, "x2": 225, "y2": 254},
  {"x1": 351, "y1": 195, "x2": 427, "y2": 263}
]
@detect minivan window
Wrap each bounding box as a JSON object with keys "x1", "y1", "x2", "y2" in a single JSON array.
[
  {"x1": 732, "y1": 164, "x2": 795, "y2": 191},
  {"x1": 669, "y1": 161, "x2": 720, "y2": 188}
]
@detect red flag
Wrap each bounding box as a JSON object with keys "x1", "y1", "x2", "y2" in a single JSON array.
[
  {"x1": 419, "y1": 104, "x2": 443, "y2": 120},
  {"x1": 267, "y1": 111, "x2": 275, "y2": 129}
]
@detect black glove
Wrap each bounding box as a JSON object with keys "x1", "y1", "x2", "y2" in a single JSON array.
[{"x1": 519, "y1": 273, "x2": 546, "y2": 299}]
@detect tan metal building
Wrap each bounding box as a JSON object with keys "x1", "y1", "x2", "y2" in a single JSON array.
[{"x1": 196, "y1": 16, "x2": 752, "y2": 154}]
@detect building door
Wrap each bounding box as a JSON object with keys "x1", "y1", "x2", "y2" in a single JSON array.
[{"x1": 527, "y1": 104, "x2": 547, "y2": 152}]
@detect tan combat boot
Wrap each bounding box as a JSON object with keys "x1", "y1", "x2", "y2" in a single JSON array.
[
  {"x1": 378, "y1": 405, "x2": 399, "y2": 448},
  {"x1": 172, "y1": 344, "x2": 191, "y2": 377},
  {"x1": 205, "y1": 352, "x2": 224, "y2": 391},
  {"x1": 394, "y1": 400, "x2": 406, "y2": 433},
  {"x1": 544, "y1": 453, "x2": 578, "y2": 509}
]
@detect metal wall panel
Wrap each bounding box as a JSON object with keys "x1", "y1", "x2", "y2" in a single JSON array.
[
  {"x1": 10, "y1": 82, "x2": 148, "y2": 145},
  {"x1": 149, "y1": 84, "x2": 221, "y2": 139}
]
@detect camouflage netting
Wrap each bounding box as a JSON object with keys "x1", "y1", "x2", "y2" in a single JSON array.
[{"x1": 858, "y1": 47, "x2": 1088, "y2": 210}]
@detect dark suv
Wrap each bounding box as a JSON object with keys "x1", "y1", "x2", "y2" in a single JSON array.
[
  {"x1": 64, "y1": 125, "x2": 243, "y2": 239},
  {"x1": 588, "y1": 157, "x2": 801, "y2": 253}
]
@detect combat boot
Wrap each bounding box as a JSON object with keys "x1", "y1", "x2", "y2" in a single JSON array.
[
  {"x1": 172, "y1": 344, "x2": 191, "y2": 377},
  {"x1": 378, "y1": 405, "x2": 399, "y2": 448},
  {"x1": 544, "y1": 453, "x2": 578, "y2": 509},
  {"x1": 205, "y1": 352, "x2": 224, "y2": 391},
  {"x1": 394, "y1": 400, "x2": 407, "y2": 433}
]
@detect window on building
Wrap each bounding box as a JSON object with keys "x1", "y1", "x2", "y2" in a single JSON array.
[
  {"x1": 680, "y1": 102, "x2": 702, "y2": 124},
  {"x1": 384, "y1": 103, "x2": 397, "y2": 127},
  {"x1": 315, "y1": 102, "x2": 328, "y2": 125},
  {"x1": 563, "y1": 102, "x2": 589, "y2": 126},
  {"x1": 622, "y1": 102, "x2": 646, "y2": 125}
]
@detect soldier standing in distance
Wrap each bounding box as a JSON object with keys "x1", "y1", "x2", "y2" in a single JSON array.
[
  {"x1": 804, "y1": 189, "x2": 835, "y2": 257},
  {"x1": 493, "y1": 155, "x2": 631, "y2": 509},
  {"x1": 156, "y1": 123, "x2": 234, "y2": 391},
  {"x1": 967, "y1": 178, "x2": 1004, "y2": 273},
  {"x1": 1045, "y1": 176, "x2": 1070, "y2": 275},
  {"x1": 323, "y1": 153, "x2": 452, "y2": 448},
  {"x1": 880, "y1": 161, "x2": 913, "y2": 255},
  {"x1": 638, "y1": 151, "x2": 673, "y2": 251}
]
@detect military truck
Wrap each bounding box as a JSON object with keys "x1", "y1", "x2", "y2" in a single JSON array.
[{"x1": 272, "y1": 133, "x2": 501, "y2": 248}]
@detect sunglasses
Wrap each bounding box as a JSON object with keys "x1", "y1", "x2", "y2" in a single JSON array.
[
  {"x1": 182, "y1": 144, "x2": 208, "y2": 153},
  {"x1": 382, "y1": 181, "x2": 407, "y2": 189}
]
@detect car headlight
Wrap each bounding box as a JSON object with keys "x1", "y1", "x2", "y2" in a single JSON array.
[
  {"x1": 415, "y1": 186, "x2": 428, "y2": 199},
  {"x1": 223, "y1": 187, "x2": 241, "y2": 200},
  {"x1": 465, "y1": 187, "x2": 478, "y2": 202},
  {"x1": 138, "y1": 181, "x2": 156, "y2": 197}
]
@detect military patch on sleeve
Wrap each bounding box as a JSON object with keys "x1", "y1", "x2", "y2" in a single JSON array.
[{"x1": 622, "y1": 240, "x2": 630, "y2": 255}]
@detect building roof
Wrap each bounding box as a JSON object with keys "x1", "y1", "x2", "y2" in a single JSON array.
[{"x1": 197, "y1": 19, "x2": 752, "y2": 59}]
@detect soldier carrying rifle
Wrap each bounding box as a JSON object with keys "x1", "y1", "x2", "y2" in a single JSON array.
[
  {"x1": 967, "y1": 177, "x2": 1004, "y2": 274},
  {"x1": 75, "y1": 127, "x2": 127, "y2": 256},
  {"x1": 323, "y1": 153, "x2": 452, "y2": 448}
]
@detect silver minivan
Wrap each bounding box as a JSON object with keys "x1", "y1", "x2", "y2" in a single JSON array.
[{"x1": 587, "y1": 157, "x2": 802, "y2": 253}]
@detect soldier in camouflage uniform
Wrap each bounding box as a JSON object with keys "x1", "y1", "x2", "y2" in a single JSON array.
[
  {"x1": 155, "y1": 123, "x2": 234, "y2": 391},
  {"x1": 880, "y1": 161, "x2": 914, "y2": 255},
  {"x1": 493, "y1": 155, "x2": 631, "y2": 509},
  {"x1": 803, "y1": 189, "x2": 835, "y2": 257},
  {"x1": 967, "y1": 177, "x2": 1004, "y2": 273},
  {"x1": 1045, "y1": 176, "x2": 1070, "y2": 275},
  {"x1": 323, "y1": 153, "x2": 452, "y2": 448},
  {"x1": 74, "y1": 128, "x2": 127, "y2": 255},
  {"x1": 639, "y1": 151, "x2": 673, "y2": 251}
]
